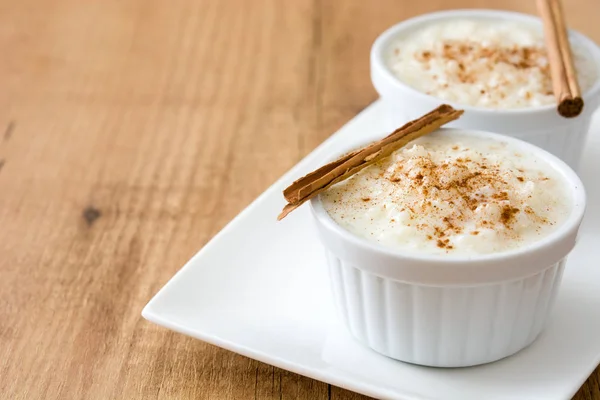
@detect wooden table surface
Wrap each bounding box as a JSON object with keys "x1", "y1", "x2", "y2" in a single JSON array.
[{"x1": 1, "y1": 0, "x2": 600, "y2": 399}]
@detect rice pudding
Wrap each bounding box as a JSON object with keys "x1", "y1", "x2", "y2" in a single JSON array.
[
  {"x1": 320, "y1": 131, "x2": 572, "y2": 255},
  {"x1": 386, "y1": 19, "x2": 598, "y2": 108}
]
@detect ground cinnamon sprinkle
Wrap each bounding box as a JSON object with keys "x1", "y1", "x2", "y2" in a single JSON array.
[
  {"x1": 414, "y1": 40, "x2": 553, "y2": 96},
  {"x1": 500, "y1": 206, "x2": 520, "y2": 226},
  {"x1": 320, "y1": 133, "x2": 570, "y2": 254},
  {"x1": 370, "y1": 141, "x2": 544, "y2": 248}
]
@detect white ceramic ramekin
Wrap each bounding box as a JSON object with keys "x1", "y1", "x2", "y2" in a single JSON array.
[
  {"x1": 370, "y1": 9, "x2": 600, "y2": 170},
  {"x1": 310, "y1": 128, "x2": 586, "y2": 368}
]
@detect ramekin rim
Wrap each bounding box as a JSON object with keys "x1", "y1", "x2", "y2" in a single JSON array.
[
  {"x1": 370, "y1": 8, "x2": 600, "y2": 116},
  {"x1": 309, "y1": 127, "x2": 586, "y2": 266}
]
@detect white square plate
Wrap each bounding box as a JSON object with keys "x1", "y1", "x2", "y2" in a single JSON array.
[{"x1": 143, "y1": 100, "x2": 600, "y2": 400}]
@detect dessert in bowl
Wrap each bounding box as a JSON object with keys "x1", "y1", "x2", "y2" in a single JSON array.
[
  {"x1": 371, "y1": 9, "x2": 600, "y2": 169},
  {"x1": 320, "y1": 132, "x2": 571, "y2": 256},
  {"x1": 308, "y1": 126, "x2": 585, "y2": 367}
]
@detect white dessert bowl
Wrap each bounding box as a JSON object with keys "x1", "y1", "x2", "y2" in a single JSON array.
[
  {"x1": 370, "y1": 9, "x2": 600, "y2": 170},
  {"x1": 309, "y1": 128, "x2": 586, "y2": 368}
]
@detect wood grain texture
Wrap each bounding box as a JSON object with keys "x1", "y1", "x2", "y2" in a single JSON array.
[{"x1": 0, "y1": 0, "x2": 599, "y2": 399}]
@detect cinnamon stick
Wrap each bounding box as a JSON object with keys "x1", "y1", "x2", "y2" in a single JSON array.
[
  {"x1": 537, "y1": 0, "x2": 584, "y2": 118},
  {"x1": 278, "y1": 105, "x2": 464, "y2": 220}
]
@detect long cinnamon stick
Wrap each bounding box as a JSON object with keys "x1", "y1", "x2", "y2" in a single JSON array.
[
  {"x1": 537, "y1": 0, "x2": 584, "y2": 118},
  {"x1": 278, "y1": 105, "x2": 464, "y2": 220}
]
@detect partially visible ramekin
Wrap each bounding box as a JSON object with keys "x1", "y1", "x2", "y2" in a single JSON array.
[
  {"x1": 309, "y1": 128, "x2": 586, "y2": 367},
  {"x1": 370, "y1": 9, "x2": 600, "y2": 170}
]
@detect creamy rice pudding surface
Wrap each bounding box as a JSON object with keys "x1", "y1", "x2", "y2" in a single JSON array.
[
  {"x1": 321, "y1": 133, "x2": 571, "y2": 255},
  {"x1": 386, "y1": 19, "x2": 598, "y2": 108}
]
